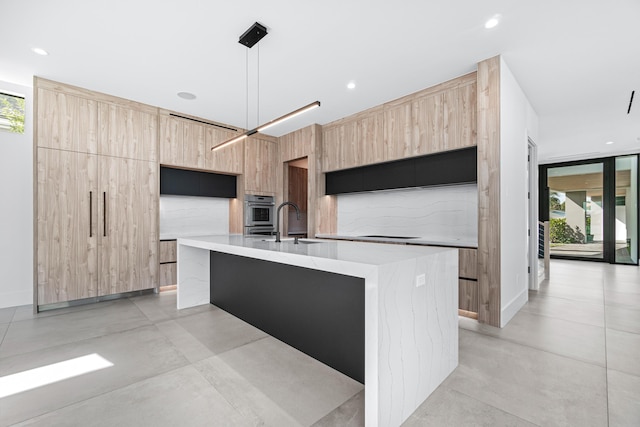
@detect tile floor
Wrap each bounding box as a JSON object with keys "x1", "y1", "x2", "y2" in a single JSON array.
[{"x1": 0, "y1": 259, "x2": 638, "y2": 426}]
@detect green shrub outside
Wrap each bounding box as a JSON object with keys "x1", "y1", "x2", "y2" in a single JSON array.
[{"x1": 550, "y1": 218, "x2": 585, "y2": 244}]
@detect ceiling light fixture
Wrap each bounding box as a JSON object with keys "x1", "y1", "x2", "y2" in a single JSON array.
[
  {"x1": 212, "y1": 22, "x2": 321, "y2": 152},
  {"x1": 347, "y1": 81, "x2": 356, "y2": 90},
  {"x1": 31, "y1": 47, "x2": 48, "y2": 56},
  {"x1": 177, "y1": 92, "x2": 196, "y2": 100},
  {"x1": 484, "y1": 15, "x2": 501, "y2": 29},
  {"x1": 606, "y1": 141, "x2": 615, "y2": 145}
]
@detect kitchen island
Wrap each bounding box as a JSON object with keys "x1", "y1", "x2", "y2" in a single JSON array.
[{"x1": 176, "y1": 235, "x2": 458, "y2": 427}]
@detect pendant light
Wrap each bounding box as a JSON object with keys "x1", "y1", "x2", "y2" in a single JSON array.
[{"x1": 211, "y1": 22, "x2": 320, "y2": 151}]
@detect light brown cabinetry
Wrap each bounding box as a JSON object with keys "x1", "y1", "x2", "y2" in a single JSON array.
[
  {"x1": 36, "y1": 149, "x2": 158, "y2": 304},
  {"x1": 159, "y1": 113, "x2": 244, "y2": 174},
  {"x1": 244, "y1": 136, "x2": 277, "y2": 194},
  {"x1": 159, "y1": 240, "x2": 177, "y2": 287},
  {"x1": 98, "y1": 103, "x2": 158, "y2": 161},
  {"x1": 35, "y1": 78, "x2": 160, "y2": 308},
  {"x1": 384, "y1": 81, "x2": 477, "y2": 161},
  {"x1": 322, "y1": 108, "x2": 384, "y2": 172},
  {"x1": 206, "y1": 127, "x2": 244, "y2": 174},
  {"x1": 36, "y1": 88, "x2": 98, "y2": 153},
  {"x1": 383, "y1": 100, "x2": 413, "y2": 161},
  {"x1": 159, "y1": 114, "x2": 183, "y2": 166},
  {"x1": 37, "y1": 149, "x2": 98, "y2": 304},
  {"x1": 322, "y1": 73, "x2": 477, "y2": 172},
  {"x1": 413, "y1": 83, "x2": 477, "y2": 156},
  {"x1": 98, "y1": 156, "x2": 158, "y2": 295},
  {"x1": 458, "y1": 248, "x2": 478, "y2": 317}
]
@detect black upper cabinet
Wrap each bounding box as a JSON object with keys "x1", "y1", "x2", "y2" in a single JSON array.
[
  {"x1": 326, "y1": 167, "x2": 364, "y2": 195},
  {"x1": 325, "y1": 146, "x2": 477, "y2": 195},
  {"x1": 414, "y1": 147, "x2": 477, "y2": 188},
  {"x1": 161, "y1": 167, "x2": 236, "y2": 198},
  {"x1": 363, "y1": 157, "x2": 416, "y2": 191}
]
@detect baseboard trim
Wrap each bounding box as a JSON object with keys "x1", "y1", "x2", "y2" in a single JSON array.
[
  {"x1": 37, "y1": 288, "x2": 156, "y2": 312},
  {"x1": 501, "y1": 288, "x2": 528, "y2": 327}
]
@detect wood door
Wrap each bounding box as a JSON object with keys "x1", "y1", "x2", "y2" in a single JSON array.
[
  {"x1": 99, "y1": 156, "x2": 158, "y2": 296},
  {"x1": 159, "y1": 115, "x2": 184, "y2": 166},
  {"x1": 205, "y1": 127, "x2": 244, "y2": 174},
  {"x1": 413, "y1": 92, "x2": 445, "y2": 155},
  {"x1": 36, "y1": 88, "x2": 98, "y2": 153},
  {"x1": 182, "y1": 121, "x2": 206, "y2": 169},
  {"x1": 37, "y1": 148, "x2": 98, "y2": 305},
  {"x1": 321, "y1": 124, "x2": 341, "y2": 172},
  {"x1": 383, "y1": 100, "x2": 413, "y2": 162},
  {"x1": 98, "y1": 103, "x2": 158, "y2": 162},
  {"x1": 244, "y1": 136, "x2": 277, "y2": 194}
]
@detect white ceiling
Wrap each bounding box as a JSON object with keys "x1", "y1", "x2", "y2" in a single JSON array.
[{"x1": 2, "y1": 0, "x2": 639, "y2": 162}]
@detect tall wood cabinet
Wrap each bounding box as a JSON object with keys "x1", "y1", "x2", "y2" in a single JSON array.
[
  {"x1": 36, "y1": 149, "x2": 98, "y2": 304},
  {"x1": 35, "y1": 78, "x2": 159, "y2": 308}
]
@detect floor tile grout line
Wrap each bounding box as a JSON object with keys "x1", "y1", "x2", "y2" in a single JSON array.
[
  {"x1": 460, "y1": 326, "x2": 607, "y2": 370},
  {"x1": 309, "y1": 389, "x2": 364, "y2": 426},
  {"x1": 527, "y1": 290, "x2": 606, "y2": 307},
  {"x1": 518, "y1": 305, "x2": 605, "y2": 329},
  {"x1": 449, "y1": 386, "x2": 544, "y2": 427},
  {"x1": 0, "y1": 322, "x2": 157, "y2": 362},
  {"x1": 0, "y1": 323, "x2": 9, "y2": 349},
  {"x1": 7, "y1": 299, "x2": 141, "y2": 326},
  {"x1": 7, "y1": 363, "x2": 197, "y2": 426},
  {"x1": 606, "y1": 366, "x2": 640, "y2": 380},
  {"x1": 190, "y1": 357, "x2": 275, "y2": 425}
]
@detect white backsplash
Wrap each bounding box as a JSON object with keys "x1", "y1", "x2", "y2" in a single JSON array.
[
  {"x1": 160, "y1": 195, "x2": 229, "y2": 238},
  {"x1": 337, "y1": 184, "x2": 478, "y2": 241}
]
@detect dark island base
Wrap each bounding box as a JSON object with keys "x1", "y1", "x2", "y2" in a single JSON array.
[{"x1": 210, "y1": 251, "x2": 365, "y2": 383}]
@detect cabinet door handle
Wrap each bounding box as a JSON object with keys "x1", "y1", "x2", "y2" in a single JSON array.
[
  {"x1": 89, "y1": 191, "x2": 93, "y2": 237},
  {"x1": 103, "y1": 192, "x2": 107, "y2": 237}
]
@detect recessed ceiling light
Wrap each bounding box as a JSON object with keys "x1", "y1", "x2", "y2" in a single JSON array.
[
  {"x1": 177, "y1": 92, "x2": 196, "y2": 100},
  {"x1": 347, "y1": 81, "x2": 356, "y2": 90},
  {"x1": 31, "y1": 47, "x2": 48, "y2": 56},
  {"x1": 484, "y1": 15, "x2": 501, "y2": 29},
  {"x1": 605, "y1": 141, "x2": 615, "y2": 145}
]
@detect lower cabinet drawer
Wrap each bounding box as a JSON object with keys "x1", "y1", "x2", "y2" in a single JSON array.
[
  {"x1": 160, "y1": 240, "x2": 177, "y2": 264},
  {"x1": 458, "y1": 248, "x2": 477, "y2": 280},
  {"x1": 459, "y1": 278, "x2": 478, "y2": 313},
  {"x1": 160, "y1": 263, "x2": 177, "y2": 287}
]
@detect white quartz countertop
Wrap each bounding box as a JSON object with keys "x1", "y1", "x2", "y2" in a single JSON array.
[
  {"x1": 315, "y1": 233, "x2": 477, "y2": 248},
  {"x1": 160, "y1": 232, "x2": 214, "y2": 240},
  {"x1": 177, "y1": 234, "x2": 455, "y2": 269}
]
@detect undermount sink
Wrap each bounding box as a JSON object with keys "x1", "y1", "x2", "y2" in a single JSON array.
[
  {"x1": 359, "y1": 235, "x2": 421, "y2": 239},
  {"x1": 261, "y1": 238, "x2": 322, "y2": 245}
]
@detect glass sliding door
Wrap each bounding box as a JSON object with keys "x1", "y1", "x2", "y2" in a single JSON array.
[
  {"x1": 546, "y1": 162, "x2": 604, "y2": 260},
  {"x1": 540, "y1": 154, "x2": 639, "y2": 265},
  {"x1": 615, "y1": 155, "x2": 638, "y2": 264}
]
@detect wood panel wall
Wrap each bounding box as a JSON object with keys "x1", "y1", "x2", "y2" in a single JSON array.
[
  {"x1": 244, "y1": 135, "x2": 278, "y2": 195},
  {"x1": 277, "y1": 124, "x2": 333, "y2": 237},
  {"x1": 476, "y1": 56, "x2": 501, "y2": 327}
]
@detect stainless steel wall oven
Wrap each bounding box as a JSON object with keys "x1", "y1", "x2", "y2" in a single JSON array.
[{"x1": 244, "y1": 195, "x2": 275, "y2": 235}]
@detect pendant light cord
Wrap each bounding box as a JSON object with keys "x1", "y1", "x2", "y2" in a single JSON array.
[{"x1": 245, "y1": 48, "x2": 249, "y2": 131}]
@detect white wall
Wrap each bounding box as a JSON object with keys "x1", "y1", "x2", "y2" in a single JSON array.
[
  {"x1": 337, "y1": 184, "x2": 478, "y2": 243},
  {"x1": 499, "y1": 58, "x2": 539, "y2": 327},
  {"x1": 0, "y1": 81, "x2": 33, "y2": 308}
]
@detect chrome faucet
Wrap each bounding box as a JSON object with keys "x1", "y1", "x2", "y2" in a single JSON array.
[{"x1": 275, "y1": 201, "x2": 301, "y2": 243}]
